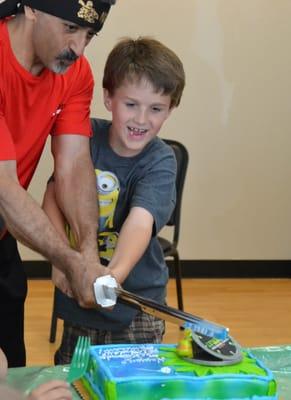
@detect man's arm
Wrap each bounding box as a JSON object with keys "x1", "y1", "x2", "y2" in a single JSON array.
[
  {"x1": 0, "y1": 160, "x2": 98, "y2": 307},
  {"x1": 0, "y1": 160, "x2": 79, "y2": 272},
  {"x1": 107, "y1": 206, "x2": 154, "y2": 284},
  {"x1": 52, "y1": 134, "x2": 106, "y2": 299},
  {"x1": 42, "y1": 181, "x2": 73, "y2": 297},
  {"x1": 52, "y1": 134, "x2": 98, "y2": 255},
  {"x1": 43, "y1": 180, "x2": 107, "y2": 297}
]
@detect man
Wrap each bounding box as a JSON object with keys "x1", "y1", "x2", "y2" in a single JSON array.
[{"x1": 0, "y1": 0, "x2": 115, "y2": 367}]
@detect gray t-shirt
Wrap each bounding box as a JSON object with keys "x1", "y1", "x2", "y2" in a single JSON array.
[{"x1": 55, "y1": 118, "x2": 177, "y2": 331}]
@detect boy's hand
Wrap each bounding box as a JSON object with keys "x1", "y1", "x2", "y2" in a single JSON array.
[{"x1": 27, "y1": 380, "x2": 72, "y2": 400}]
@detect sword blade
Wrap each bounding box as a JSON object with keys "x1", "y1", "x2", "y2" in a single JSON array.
[{"x1": 103, "y1": 286, "x2": 228, "y2": 340}]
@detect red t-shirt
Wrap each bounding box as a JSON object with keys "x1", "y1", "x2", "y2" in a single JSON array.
[{"x1": 0, "y1": 20, "x2": 94, "y2": 189}]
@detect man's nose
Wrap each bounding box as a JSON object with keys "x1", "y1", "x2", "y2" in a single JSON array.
[{"x1": 69, "y1": 33, "x2": 87, "y2": 57}]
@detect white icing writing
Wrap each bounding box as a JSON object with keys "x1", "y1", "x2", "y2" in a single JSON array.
[{"x1": 99, "y1": 346, "x2": 165, "y2": 365}]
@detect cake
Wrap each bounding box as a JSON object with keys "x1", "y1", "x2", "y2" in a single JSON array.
[{"x1": 80, "y1": 343, "x2": 277, "y2": 400}]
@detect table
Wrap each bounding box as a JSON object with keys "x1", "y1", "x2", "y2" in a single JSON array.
[{"x1": 7, "y1": 345, "x2": 291, "y2": 399}]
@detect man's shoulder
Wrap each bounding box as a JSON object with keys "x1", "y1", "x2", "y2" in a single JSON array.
[
  {"x1": 65, "y1": 55, "x2": 93, "y2": 83},
  {"x1": 57, "y1": 55, "x2": 94, "y2": 102}
]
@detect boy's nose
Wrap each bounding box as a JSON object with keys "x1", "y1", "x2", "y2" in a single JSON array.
[{"x1": 134, "y1": 109, "x2": 147, "y2": 125}]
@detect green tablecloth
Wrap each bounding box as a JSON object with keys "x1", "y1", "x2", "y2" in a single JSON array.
[
  {"x1": 7, "y1": 364, "x2": 81, "y2": 399},
  {"x1": 7, "y1": 345, "x2": 291, "y2": 399}
]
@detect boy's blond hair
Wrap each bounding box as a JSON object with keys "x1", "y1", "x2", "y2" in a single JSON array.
[{"x1": 103, "y1": 37, "x2": 185, "y2": 108}]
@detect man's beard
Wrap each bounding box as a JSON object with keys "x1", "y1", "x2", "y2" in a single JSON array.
[{"x1": 52, "y1": 49, "x2": 78, "y2": 74}]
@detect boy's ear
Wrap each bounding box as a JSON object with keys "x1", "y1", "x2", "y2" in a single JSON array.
[{"x1": 103, "y1": 89, "x2": 112, "y2": 111}]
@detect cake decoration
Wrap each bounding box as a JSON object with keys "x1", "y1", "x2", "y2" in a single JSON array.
[{"x1": 79, "y1": 343, "x2": 277, "y2": 400}]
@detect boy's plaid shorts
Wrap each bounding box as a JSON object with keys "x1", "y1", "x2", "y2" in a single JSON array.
[{"x1": 54, "y1": 311, "x2": 165, "y2": 365}]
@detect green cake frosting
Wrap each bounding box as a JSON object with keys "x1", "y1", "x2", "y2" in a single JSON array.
[
  {"x1": 160, "y1": 347, "x2": 268, "y2": 376},
  {"x1": 82, "y1": 344, "x2": 277, "y2": 400}
]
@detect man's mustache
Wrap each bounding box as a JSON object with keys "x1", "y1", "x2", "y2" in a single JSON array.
[{"x1": 56, "y1": 49, "x2": 78, "y2": 62}]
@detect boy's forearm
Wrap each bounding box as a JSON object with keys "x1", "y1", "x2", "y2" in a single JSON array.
[{"x1": 108, "y1": 207, "x2": 153, "y2": 284}]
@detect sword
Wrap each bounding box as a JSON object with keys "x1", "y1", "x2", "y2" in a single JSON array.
[
  {"x1": 93, "y1": 276, "x2": 242, "y2": 364},
  {"x1": 97, "y1": 280, "x2": 228, "y2": 340}
]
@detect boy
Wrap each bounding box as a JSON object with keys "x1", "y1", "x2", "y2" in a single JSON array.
[{"x1": 43, "y1": 37, "x2": 185, "y2": 364}]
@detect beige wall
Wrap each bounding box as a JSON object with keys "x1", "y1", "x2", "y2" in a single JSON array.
[{"x1": 20, "y1": 0, "x2": 291, "y2": 260}]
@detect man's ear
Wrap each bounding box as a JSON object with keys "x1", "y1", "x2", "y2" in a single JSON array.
[
  {"x1": 103, "y1": 89, "x2": 112, "y2": 111},
  {"x1": 24, "y1": 5, "x2": 36, "y2": 21}
]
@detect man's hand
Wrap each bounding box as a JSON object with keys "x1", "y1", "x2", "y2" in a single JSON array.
[
  {"x1": 52, "y1": 267, "x2": 73, "y2": 298},
  {"x1": 66, "y1": 251, "x2": 108, "y2": 308}
]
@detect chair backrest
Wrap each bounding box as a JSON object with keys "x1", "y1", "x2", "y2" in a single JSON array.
[{"x1": 162, "y1": 138, "x2": 189, "y2": 247}]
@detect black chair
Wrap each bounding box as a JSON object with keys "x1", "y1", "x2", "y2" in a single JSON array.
[
  {"x1": 49, "y1": 288, "x2": 59, "y2": 343},
  {"x1": 49, "y1": 138, "x2": 189, "y2": 343},
  {"x1": 159, "y1": 139, "x2": 189, "y2": 312}
]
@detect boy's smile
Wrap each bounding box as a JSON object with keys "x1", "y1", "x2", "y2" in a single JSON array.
[
  {"x1": 128, "y1": 127, "x2": 148, "y2": 137},
  {"x1": 104, "y1": 78, "x2": 172, "y2": 157}
]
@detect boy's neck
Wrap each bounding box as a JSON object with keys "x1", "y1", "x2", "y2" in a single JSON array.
[{"x1": 108, "y1": 125, "x2": 146, "y2": 158}]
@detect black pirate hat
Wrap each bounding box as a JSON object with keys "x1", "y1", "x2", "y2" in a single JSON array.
[{"x1": 0, "y1": 0, "x2": 115, "y2": 32}]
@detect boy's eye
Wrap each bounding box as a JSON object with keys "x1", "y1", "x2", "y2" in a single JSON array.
[
  {"x1": 125, "y1": 102, "x2": 136, "y2": 107},
  {"x1": 152, "y1": 106, "x2": 162, "y2": 112}
]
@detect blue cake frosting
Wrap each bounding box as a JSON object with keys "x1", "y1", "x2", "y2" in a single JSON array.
[{"x1": 82, "y1": 344, "x2": 277, "y2": 400}]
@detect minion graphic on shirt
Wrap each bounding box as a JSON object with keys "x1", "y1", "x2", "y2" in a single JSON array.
[
  {"x1": 95, "y1": 169, "x2": 120, "y2": 261},
  {"x1": 98, "y1": 231, "x2": 119, "y2": 261}
]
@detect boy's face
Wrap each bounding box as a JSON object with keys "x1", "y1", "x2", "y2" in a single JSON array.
[{"x1": 104, "y1": 79, "x2": 172, "y2": 157}]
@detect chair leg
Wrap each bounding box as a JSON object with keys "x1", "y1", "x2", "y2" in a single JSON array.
[
  {"x1": 173, "y1": 252, "x2": 184, "y2": 311},
  {"x1": 49, "y1": 290, "x2": 58, "y2": 343}
]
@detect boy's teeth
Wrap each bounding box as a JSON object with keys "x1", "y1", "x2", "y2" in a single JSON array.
[{"x1": 129, "y1": 127, "x2": 146, "y2": 133}]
